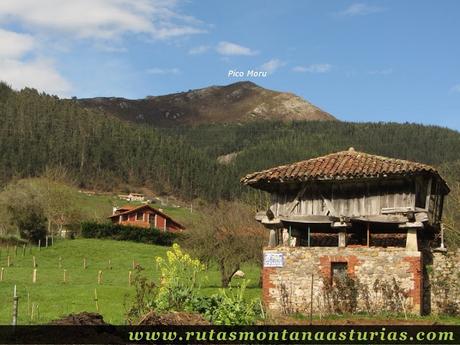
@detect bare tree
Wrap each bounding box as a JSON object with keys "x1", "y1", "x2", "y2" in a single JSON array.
[
  {"x1": 444, "y1": 181, "x2": 460, "y2": 248},
  {"x1": 182, "y1": 201, "x2": 267, "y2": 287}
]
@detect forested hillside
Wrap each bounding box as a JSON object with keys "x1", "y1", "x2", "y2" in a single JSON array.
[
  {"x1": 1, "y1": 83, "x2": 460, "y2": 205},
  {"x1": 0, "y1": 83, "x2": 226, "y2": 200}
]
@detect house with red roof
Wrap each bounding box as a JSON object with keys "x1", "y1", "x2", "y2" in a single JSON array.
[{"x1": 108, "y1": 204, "x2": 185, "y2": 233}]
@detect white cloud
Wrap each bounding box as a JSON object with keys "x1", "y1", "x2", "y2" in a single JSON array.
[
  {"x1": 146, "y1": 67, "x2": 180, "y2": 75},
  {"x1": 216, "y1": 41, "x2": 257, "y2": 56},
  {"x1": 450, "y1": 84, "x2": 460, "y2": 94},
  {"x1": 0, "y1": 28, "x2": 71, "y2": 96},
  {"x1": 0, "y1": 58, "x2": 71, "y2": 96},
  {"x1": 0, "y1": 0, "x2": 205, "y2": 40},
  {"x1": 188, "y1": 45, "x2": 209, "y2": 55},
  {"x1": 260, "y1": 58, "x2": 285, "y2": 73},
  {"x1": 369, "y1": 68, "x2": 393, "y2": 75},
  {"x1": 0, "y1": 1, "x2": 205, "y2": 96},
  {"x1": 293, "y1": 64, "x2": 332, "y2": 73},
  {"x1": 0, "y1": 29, "x2": 35, "y2": 58},
  {"x1": 338, "y1": 3, "x2": 385, "y2": 16}
]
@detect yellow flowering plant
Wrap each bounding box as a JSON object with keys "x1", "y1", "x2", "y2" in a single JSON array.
[{"x1": 155, "y1": 243, "x2": 205, "y2": 311}]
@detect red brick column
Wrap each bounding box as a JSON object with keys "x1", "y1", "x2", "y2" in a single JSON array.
[
  {"x1": 262, "y1": 267, "x2": 276, "y2": 307},
  {"x1": 403, "y1": 256, "x2": 422, "y2": 314}
]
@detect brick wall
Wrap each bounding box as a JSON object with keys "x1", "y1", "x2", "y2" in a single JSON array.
[{"x1": 263, "y1": 246, "x2": 422, "y2": 315}]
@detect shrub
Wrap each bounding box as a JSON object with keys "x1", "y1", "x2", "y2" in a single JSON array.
[
  {"x1": 81, "y1": 221, "x2": 179, "y2": 246},
  {"x1": 17, "y1": 209, "x2": 47, "y2": 244},
  {"x1": 125, "y1": 266, "x2": 157, "y2": 324},
  {"x1": 154, "y1": 243, "x2": 205, "y2": 311},
  {"x1": 206, "y1": 280, "x2": 260, "y2": 325}
]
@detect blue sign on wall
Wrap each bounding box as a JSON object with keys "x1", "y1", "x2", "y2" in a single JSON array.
[{"x1": 263, "y1": 252, "x2": 284, "y2": 267}]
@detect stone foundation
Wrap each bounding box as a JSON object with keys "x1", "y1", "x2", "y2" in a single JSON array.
[
  {"x1": 263, "y1": 246, "x2": 422, "y2": 315},
  {"x1": 428, "y1": 249, "x2": 460, "y2": 315}
]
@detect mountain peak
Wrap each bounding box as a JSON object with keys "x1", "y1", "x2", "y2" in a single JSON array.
[{"x1": 77, "y1": 82, "x2": 337, "y2": 127}]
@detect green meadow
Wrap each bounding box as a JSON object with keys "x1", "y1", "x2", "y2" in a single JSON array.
[{"x1": 0, "y1": 239, "x2": 261, "y2": 325}]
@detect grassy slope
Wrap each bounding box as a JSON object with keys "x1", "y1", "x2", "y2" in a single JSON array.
[
  {"x1": 74, "y1": 192, "x2": 201, "y2": 226},
  {"x1": 0, "y1": 239, "x2": 260, "y2": 325}
]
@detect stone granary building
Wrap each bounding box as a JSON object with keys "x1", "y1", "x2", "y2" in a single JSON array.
[{"x1": 241, "y1": 148, "x2": 451, "y2": 315}]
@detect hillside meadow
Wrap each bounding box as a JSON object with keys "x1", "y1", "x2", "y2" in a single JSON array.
[{"x1": 0, "y1": 239, "x2": 261, "y2": 325}]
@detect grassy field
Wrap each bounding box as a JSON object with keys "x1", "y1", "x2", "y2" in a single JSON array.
[
  {"x1": 74, "y1": 192, "x2": 201, "y2": 226},
  {"x1": 0, "y1": 239, "x2": 261, "y2": 325}
]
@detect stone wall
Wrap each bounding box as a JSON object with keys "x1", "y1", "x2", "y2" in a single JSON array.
[
  {"x1": 428, "y1": 249, "x2": 460, "y2": 315},
  {"x1": 262, "y1": 246, "x2": 422, "y2": 316}
]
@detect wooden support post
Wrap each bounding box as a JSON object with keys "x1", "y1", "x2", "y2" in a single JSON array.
[
  {"x1": 7, "y1": 256, "x2": 11, "y2": 267},
  {"x1": 33, "y1": 256, "x2": 36, "y2": 268},
  {"x1": 12, "y1": 285, "x2": 18, "y2": 326},
  {"x1": 83, "y1": 257, "x2": 87, "y2": 269},
  {"x1": 63, "y1": 269, "x2": 67, "y2": 283},
  {"x1": 128, "y1": 270, "x2": 132, "y2": 287},
  {"x1": 366, "y1": 222, "x2": 370, "y2": 247},
  {"x1": 268, "y1": 229, "x2": 277, "y2": 247},
  {"x1": 98, "y1": 270, "x2": 103, "y2": 285},
  {"x1": 132, "y1": 259, "x2": 135, "y2": 270},
  {"x1": 46, "y1": 236, "x2": 48, "y2": 248},
  {"x1": 0, "y1": 267, "x2": 4, "y2": 281},
  {"x1": 32, "y1": 269, "x2": 37, "y2": 283},
  {"x1": 406, "y1": 228, "x2": 418, "y2": 251}
]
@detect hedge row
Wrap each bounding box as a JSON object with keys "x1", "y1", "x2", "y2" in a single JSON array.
[{"x1": 81, "y1": 222, "x2": 179, "y2": 246}]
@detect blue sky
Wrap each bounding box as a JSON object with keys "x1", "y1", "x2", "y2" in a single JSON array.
[{"x1": 0, "y1": 1, "x2": 460, "y2": 130}]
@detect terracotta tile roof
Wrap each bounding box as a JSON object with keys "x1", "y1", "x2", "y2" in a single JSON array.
[{"x1": 241, "y1": 147, "x2": 449, "y2": 192}]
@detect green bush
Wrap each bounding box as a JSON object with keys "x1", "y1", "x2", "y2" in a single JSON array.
[
  {"x1": 81, "y1": 222, "x2": 179, "y2": 246},
  {"x1": 207, "y1": 280, "x2": 260, "y2": 325}
]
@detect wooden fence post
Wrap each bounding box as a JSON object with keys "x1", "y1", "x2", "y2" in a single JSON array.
[
  {"x1": 32, "y1": 269, "x2": 37, "y2": 283},
  {"x1": 108, "y1": 259, "x2": 112, "y2": 270},
  {"x1": 7, "y1": 255, "x2": 11, "y2": 267},
  {"x1": 22, "y1": 244, "x2": 26, "y2": 257},
  {"x1": 94, "y1": 289, "x2": 99, "y2": 312},
  {"x1": 31, "y1": 303, "x2": 35, "y2": 321},
  {"x1": 63, "y1": 269, "x2": 67, "y2": 283},
  {"x1": 83, "y1": 257, "x2": 87, "y2": 269},
  {"x1": 38, "y1": 240, "x2": 41, "y2": 251},
  {"x1": 0, "y1": 267, "x2": 4, "y2": 282},
  {"x1": 12, "y1": 285, "x2": 18, "y2": 326},
  {"x1": 33, "y1": 256, "x2": 36, "y2": 268},
  {"x1": 27, "y1": 292, "x2": 30, "y2": 318},
  {"x1": 128, "y1": 270, "x2": 132, "y2": 287},
  {"x1": 98, "y1": 270, "x2": 103, "y2": 285}
]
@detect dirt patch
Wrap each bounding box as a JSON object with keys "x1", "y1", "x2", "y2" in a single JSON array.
[
  {"x1": 138, "y1": 311, "x2": 211, "y2": 325},
  {"x1": 49, "y1": 312, "x2": 107, "y2": 325}
]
